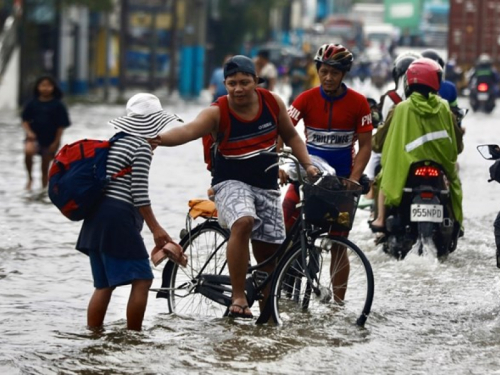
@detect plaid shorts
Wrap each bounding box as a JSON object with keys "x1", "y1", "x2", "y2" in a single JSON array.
[{"x1": 212, "y1": 180, "x2": 286, "y2": 244}]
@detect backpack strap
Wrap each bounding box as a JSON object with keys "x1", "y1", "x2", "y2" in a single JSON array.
[
  {"x1": 216, "y1": 95, "x2": 230, "y2": 142},
  {"x1": 108, "y1": 132, "x2": 132, "y2": 179},
  {"x1": 109, "y1": 131, "x2": 128, "y2": 143},
  {"x1": 257, "y1": 87, "x2": 280, "y2": 123},
  {"x1": 386, "y1": 90, "x2": 403, "y2": 104},
  {"x1": 215, "y1": 89, "x2": 280, "y2": 144}
]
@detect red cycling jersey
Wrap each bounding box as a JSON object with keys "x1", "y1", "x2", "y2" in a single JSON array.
[
  {"x1": 284, "y1": 84, "x2": 373, "y2": 234},
  {"x1": 287, "y1": 84, "x2": 373, "y2": 177}
]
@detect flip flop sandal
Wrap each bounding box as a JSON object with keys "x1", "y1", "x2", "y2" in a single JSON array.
[{"x1": 227, "y1": 304, "x2": 253, "y2": 319}]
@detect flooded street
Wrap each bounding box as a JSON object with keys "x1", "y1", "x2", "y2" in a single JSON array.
[{"x1": 1, "y1": 94, "x2": 500, "y2": 374}]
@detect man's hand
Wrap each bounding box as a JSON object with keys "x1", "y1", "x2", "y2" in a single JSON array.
[
  {"x1": 306, "y1": 165, "x2": 321, "y2": 182},
  {"x1": 152, "y1": 226, "x2": 173, "y2": 249},
  {"x1": 48, "y1": 141, "x2": 59, "y2": 154},
  {"x1": 358, "y1": 174, "x2": 371, "y2": 194},
  {"x1": 278, "y1": 168, "x2": 289, "y2": 186},
  {"x1": 148, "y1": 135, "x2": 162, "y2": 151},
  {"x1": 26, "y1": 131, "x2": 37, "y2": 141}
]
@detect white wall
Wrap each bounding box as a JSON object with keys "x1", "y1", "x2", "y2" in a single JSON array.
[{"x1": 0, "y1": 47, "x2": 19, "y2": 110}]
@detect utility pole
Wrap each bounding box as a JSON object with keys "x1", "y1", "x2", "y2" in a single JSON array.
[
  {"x1": 168, "y1": 0, "x2": 178, "y2": 95},
  {"x1": 103, "y1": 10, "x2": 110, "y2": 102},
  {"x1": 148, "y1": 9, "x2": 158, "y2": 91},
  {"x1": 118, "y1": 0, "x2": 129, "y2": 101},
  {"x1": 193, "y1": 0, "x2": 206, "y2": 96},
  {"x1": 179, "y1": 0, "x2": 206, "y2": 98}
]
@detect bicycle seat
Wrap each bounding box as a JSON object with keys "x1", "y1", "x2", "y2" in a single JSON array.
[{"x1": 188, "y1": 199, "x2": 218, "y2": 219}]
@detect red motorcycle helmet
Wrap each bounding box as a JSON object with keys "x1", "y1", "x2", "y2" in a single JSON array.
[
  {"x1": 404, "y1": 58, "x2": 443, "y2": 96},
  {"x1": 314, "y1": 43, "x2": 354, "y2": 72}
]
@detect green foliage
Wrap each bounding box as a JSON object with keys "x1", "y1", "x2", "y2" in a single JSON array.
[
  {"x1": 62, "y1": 0, "x2": 114, "y2": 12},
  {"x1": 211, "y1": 0, "x2": 281, "y2": 60}
]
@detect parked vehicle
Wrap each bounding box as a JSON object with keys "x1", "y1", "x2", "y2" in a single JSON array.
[
  {"x1": 322, "y1": 15, "x2": 364, "y2": 51},
  {"x1": 420, "y1": 1, "x2": 449, "y2": 48},
  {"x1": 363, "y1": 23, "x2": 399, "y2": 50},
  {"x1": 384, "y1": 0, "x2": 448, "y2": 48}
]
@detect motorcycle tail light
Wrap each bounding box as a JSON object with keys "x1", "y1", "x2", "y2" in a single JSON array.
[
  {"x1": 414, "y1": 166, "x2": 440, "y2": 177},
  {"x1": 420, "y1": 191, "x2": 434, "y2": 199},
  {"x1": 478, "y1": 83, "x2": 489, "y2": 92}
]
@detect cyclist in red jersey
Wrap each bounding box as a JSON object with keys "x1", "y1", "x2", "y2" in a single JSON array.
[{"x1": 280, "y1": 44, "x2": 373, "y2": 302}]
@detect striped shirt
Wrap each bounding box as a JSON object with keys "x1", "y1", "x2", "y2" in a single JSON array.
[{"x1": 105, "y1": 134, "x2": 153, "y2": 207}]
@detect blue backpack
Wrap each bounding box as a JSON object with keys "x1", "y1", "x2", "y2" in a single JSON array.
[{"x1": 48, "y1": 133, "x2": 130, "y2": 221}]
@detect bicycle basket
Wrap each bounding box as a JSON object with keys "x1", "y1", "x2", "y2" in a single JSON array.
[{"x1": 303, "y1": 176, "x2": 362, "y2": 231}]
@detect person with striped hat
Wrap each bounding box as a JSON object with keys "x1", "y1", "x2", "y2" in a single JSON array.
[{"x1": 76, "y1": 93, "x2": 183, "y2": 331}]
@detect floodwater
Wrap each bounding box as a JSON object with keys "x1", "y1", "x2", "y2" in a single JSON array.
[{"x1": 1, "y1": 92, "x2": 500, "y2": 375}]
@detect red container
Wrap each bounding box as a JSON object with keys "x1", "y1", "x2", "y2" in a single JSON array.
[{"x1": 448, "y1": 0, "x2": 500, "y2": 70}]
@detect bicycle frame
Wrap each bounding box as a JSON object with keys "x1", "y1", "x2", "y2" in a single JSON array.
[
  {"x1": 158, "y1": 187, "x2": 320, "y2": 316},
  {"x1": 154, "y1": 150, "x2": 370, "y2": 324}
]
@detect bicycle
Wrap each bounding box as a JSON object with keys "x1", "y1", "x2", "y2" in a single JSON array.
[{"x1": 151, "y1": 150, "x2": 374, "y2": 326}]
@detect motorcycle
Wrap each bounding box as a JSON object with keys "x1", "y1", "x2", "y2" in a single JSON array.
[
  {"x1": 477, "y1": 144, "x2": 500, "y2": 267},
  {"x1": 469, "y1": 78, "x2": 496, "y2": 113},
  {"x1": 380, "y1": 160, "x2": 461, "y2": 260}
]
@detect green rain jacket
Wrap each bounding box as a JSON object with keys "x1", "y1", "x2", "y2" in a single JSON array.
[{"x1": 380, "y1": 92, "x2": 463, "y2": 224}]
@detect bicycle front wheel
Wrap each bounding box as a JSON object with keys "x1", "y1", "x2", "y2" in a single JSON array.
[
  {"x1": 269, "y1": 234, "x2": 374, "y2": 327},
  {"x1": 159, "y1": 220, "x2": 230, "y2": 319}
]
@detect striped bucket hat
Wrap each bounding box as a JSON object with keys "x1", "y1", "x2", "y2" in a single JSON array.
[{"x1": 108, "y1": 93, "x2": 183, "y2": 138}]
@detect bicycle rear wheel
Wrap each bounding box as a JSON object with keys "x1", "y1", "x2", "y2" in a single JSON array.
[
  {"x1": 269, "y1": 234, "x2": 374, "y2": 327},
  {"x1": 158, "y1": 220, "x2": 230, "y2": 319}
]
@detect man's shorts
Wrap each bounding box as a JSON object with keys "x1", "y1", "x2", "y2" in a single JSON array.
[
  {"x1": 212, "y1": 180, "x2": 286, "y2": 244},
  {"x1": 89, "y1": 250, "x2": 154, "y2": 289}
]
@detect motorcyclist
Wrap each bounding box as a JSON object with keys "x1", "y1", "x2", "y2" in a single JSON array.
[
  {"x1": 421, "y1": 49, "x2": 467, "y2": 129},
  {"x1": 485, "y1": 147, "x2": 500, "y2": 267},
  {"x1": 467, "y1": 53, "x2": 500, "y2": 97},
  {"x1": 361, "y1": 51, "x2": 421, "y2": 210},
  {"x1": 445, "y1": 57, "x2": 463, "y2": 88},
  {"x1": 380, "y1": 51, "x2": 422, "y2": 120},
  {"x1": 369, "y1": 58, "x2": 464, "y2": 234}
]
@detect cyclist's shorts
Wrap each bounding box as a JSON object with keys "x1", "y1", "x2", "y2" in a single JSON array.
[{"x1": 213, "y1": 179, "x2": 286, "y2": 244}]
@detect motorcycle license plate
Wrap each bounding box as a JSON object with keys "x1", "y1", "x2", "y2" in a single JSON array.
[
  {"x1": 410, "y1": 204, "x2": 443, "y2": 223},
  {"x1": 477, "y1": 93, "x2": 489, "y2": 101}
]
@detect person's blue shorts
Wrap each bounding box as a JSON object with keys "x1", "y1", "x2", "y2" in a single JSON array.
[{"x1": 89, "y1": 250, "x2": 154, "y2": 289}]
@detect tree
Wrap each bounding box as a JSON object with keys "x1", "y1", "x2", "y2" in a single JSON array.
[
  {"x1": 62, "y1": 0, "x2": 114, "y2": 12},
  {"x1": 210, "y1": 0, "x2": 282, "y2": 60}
]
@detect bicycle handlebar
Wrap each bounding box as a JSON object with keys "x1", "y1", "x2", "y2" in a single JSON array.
[{"x1": 261, "y1": 149, "x2": 312, "y2": 186}]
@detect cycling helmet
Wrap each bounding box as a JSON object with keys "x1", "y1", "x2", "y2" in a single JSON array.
[
  {"x1": 421, "y1": 49, "x2": 445, "y2": 68},
  {"x1": 314, "y1": 43, "x2": 353, "y2": 72},
  {"x1": 404, "y1": 58, "x2": 443, "y2": 96}
]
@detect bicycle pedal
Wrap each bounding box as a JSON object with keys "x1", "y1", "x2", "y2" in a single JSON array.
[{"x1": 252, "y1": 270, "x2": 268, "y2": 287}]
